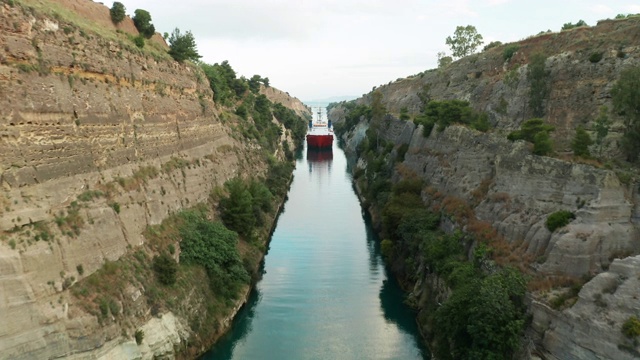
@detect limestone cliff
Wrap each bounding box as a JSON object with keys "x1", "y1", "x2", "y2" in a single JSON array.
[
  {"x1": 332, "y1": 17, "x2": 640, "y2": 360},
  {"x1": 0, "y1": 1, "x2": 308, "y2": 359}
]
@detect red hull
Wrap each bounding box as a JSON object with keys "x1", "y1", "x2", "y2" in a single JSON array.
[{"x1": 306, "y1": 134, "x2": 333, "y2": 149}]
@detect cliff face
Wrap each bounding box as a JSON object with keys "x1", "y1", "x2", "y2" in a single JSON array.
[
  {"x1": 334, "y1": 17, "x2": 640, "y2": 360},
  {"x1": 0, "y1": 1, "x2": 308, "y2": 359}
]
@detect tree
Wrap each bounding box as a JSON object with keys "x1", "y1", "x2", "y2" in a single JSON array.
[
  {"x1": 533, "y1": 130, "x2": 553, "y2": 155},
  {"x1": 248, "y1": 74, "x2": 262, "y2": 93},
  {"x1": 507, "y1": 118, "x2": 554, "y2": 143},
  {"x1": 168, "y1": 28, "x2": 201, "y2": 62},
  {"x1": 528, "y1": 53, "x2": 550, "y2": 117},
  {"x1": 219, "y1": 178, "x2": 255, "y2": 237},
  {"x1": 611, "y1": 66, "x2": 640, "y2": 162},
  {"x1": 133, "y1": 9, "x2": 155, "y2": 38},
  {"x1": 445, "y1": 25, "x2": 483, "y2": 59},
  {"x1": 109, "y1": 2, "x2": 126, "y2": 24},
  {"x1": 153, "y1": 252, "x2": 177, "y2": 285},
  {"x1": 571, "y1": 126, "x2": 593, "y2": 158}
]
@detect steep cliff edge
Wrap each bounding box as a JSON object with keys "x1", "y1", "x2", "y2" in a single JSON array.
[
  {"x1": 0, "y1": 1, "x2": 308, "y2": 359},
  {"x1": 332, "y1": 17, "x2": 640, "y2": 359}
]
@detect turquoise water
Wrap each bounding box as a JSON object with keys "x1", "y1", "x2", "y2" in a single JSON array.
[{"x1": 202, "y1": 144, "x2": 429, "y2": 360}]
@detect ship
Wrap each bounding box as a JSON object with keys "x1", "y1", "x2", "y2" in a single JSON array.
[{"x1": 306, "y1": 107, "x2": 334, "y2": 149}]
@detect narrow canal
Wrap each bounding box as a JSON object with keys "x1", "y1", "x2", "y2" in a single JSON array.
[{"x1": 203, "y1": 140, "x2": 429, "y2": 359}]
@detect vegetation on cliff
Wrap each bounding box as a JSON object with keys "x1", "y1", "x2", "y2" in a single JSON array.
[
  {"x1": 331, "y1": 15, "x2": 640, "y2": 359},
  {"x1": 349, "y1": 120, "x2": 528, "y2": 358},
  {"x1": 0, "y1": 1, "x2": 308, "y2": 355}
]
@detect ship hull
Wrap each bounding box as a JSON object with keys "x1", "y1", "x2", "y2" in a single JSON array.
[{"x1": 306, "y1": 134, "x2": 334, "y2": 149}]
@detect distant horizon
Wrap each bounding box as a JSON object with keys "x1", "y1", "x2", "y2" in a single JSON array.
[{"x1": 303, "y1": 95, "x2": 358, "y2": 105}]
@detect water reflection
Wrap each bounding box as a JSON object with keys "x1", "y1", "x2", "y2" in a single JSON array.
[{"x1": 306, "y1": 148, "x2": 333, "y2": 175}]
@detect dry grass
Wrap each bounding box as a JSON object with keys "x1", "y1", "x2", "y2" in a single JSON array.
[
  {"x1": 489, "y1": 192, "x2": 511, "y2": 203},
  {"x1": 16, "y1": 0, "x2": 170, "y2": 61},
  {"x1": 471, "y1": 178, "x2": 493, "y2": 204},
  {"x1": 442, "y1": 196, "x2": 474, "y2": 222},
  {"x1": 395, "y1": 163, "x2": 418, "y2": 179}
]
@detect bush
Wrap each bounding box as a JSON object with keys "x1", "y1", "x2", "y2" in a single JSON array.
[
  {"x1": 533, "y1": 130, "x2": 553, "y2": 155},
  {"x1": 135, "y1": 329, "x2": 144, "y2": 345},
  {"x1": 562, "y1": 20, "x2": 587, "y2": 31},
  {"x1": 133, "y1": 35, "x2": 144, "y2": 48},
  {"x1": 589, "y1": 52, "x2": 603, "y2": 63},
  {"x1": 571, "y1": 126, "x2": 593, "y2": 157},
  {"x1": 546, "y1": 210, "x2": 575, "y2": 232},
  {"x1": 483, "y1": 41, "x2": 502, "y2": 51},
  {"x1": 109, "y1": 202, "x2": 121, "y2": 214},
  {"x1": 508, "y1": 118, "x2": 554, "y2": 142},
  {"x1": 153, "y1": 252, "x2": 178, "y2": 285},
  {"x1": 380, "y1": 239, "x2": 394, "y2": 259},
  {"x1": 133, "y1": 9, "x2": 155, "y2": 38},
  {"x1": 503, "y1": 44, "x2": 519, "y2": 62},
  {"x1": 110, "y1": 2, "x2": 126, "y2": 24},
  {"x1": 179, "y1": 210, "x2": 250, "y2": 298},
  {"x1": 622, "y1": 316, "x2": 640, "y2": 338},
  {"x1": 508, "y1": 118, "x2": 554, "y2": 155}
]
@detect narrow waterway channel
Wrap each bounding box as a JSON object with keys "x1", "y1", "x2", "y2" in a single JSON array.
[{"x1": 202, "y1": 141, "x2": 429, "y2": 359}]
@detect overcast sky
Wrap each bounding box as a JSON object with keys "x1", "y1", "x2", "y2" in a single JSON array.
[{"x1": 116, "y1": 1, "x2": 640, "y2": 102}]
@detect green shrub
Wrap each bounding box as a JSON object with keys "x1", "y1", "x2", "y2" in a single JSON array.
[
  {"x1": 133, "y1": 35, "x2": 145, "y2": 49},
  {"x1": 562, "y1": 20, "x2": 588, "y2": 31},
  {"x1": 533, "y1": 131, "x2": 553, "y2": 155},
  {"x1": 109, "y1": 202, "x2": 121, "y2": 214},
  {"x1": 399, "y1": 107, "x2": 410, "y2": 120},
  {"x1": 503, "y1": 44, "x2": 519, "y2": 62},
  {"x1": 108, "y1": 299, "x2": 120, "y2": 316},
  {"x1": 380, "y1": 239, "x2": 394, "y2": 259},
  {"x1": 571, "y1": 126, "x2": 593, "y2": 157},
  {"x1": 483, "y1": 41, "x2": 502, "y2": 51},
  {"x1": 109, "y1": 2, "x2": 126, "y2": 24},
  {"x1": 546, "y1": 210, "x2": 575, "y2": 232},
  {"x1": 589, "y1": 52, "x2": 603, "y2": 63},
  {"x1": 508, "y1": 118, "x2": 554, "y2": 155},
  {"x1": 153, "y1": 253, "x2": 178, "y2": 285},
  {"x1": 135, "y1": 329, "x2": 144, "y2": 345},
  {"x1": 179, "y1": 210, "x2": 250, "y2": 298},
  {"x1": 99, "y1": 298, "x2": 109, "y2": 316},
  {"x1": 76, "y1": 264, "x2": 84, "y2": 275},
  {"x1": 622, "y1": 316, "x2": 640, "y2": 338}
]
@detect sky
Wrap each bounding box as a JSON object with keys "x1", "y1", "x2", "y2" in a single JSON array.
[{"x1": 116, "y1": 1, "x2": 640, "y2": 102}]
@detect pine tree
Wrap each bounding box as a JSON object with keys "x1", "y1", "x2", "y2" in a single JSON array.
[{"x1": 571, "y1": 126, "x2": 593, "y2": 158}]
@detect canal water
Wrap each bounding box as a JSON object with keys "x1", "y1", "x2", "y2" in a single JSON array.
[{"x1": 202, "y1": 142, "x2": 429, "y2": 359}]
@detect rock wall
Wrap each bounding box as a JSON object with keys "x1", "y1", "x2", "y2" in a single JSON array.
[
  {"x1": 334, "y1": 17, "x2": 640, "y2": 358},
  {"x1": 0, "y1": 2, "x2": 308, "y2": 359},
  {"x1": 334, "y1": 17, "x2": 640, "y2": 156}
]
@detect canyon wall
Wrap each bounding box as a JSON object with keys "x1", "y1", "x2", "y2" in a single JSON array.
[
  {"x1": 333, "y1": 17, "x2": 640, "y2": 359},
  {"x1": 0, "y1": 1, "x2": 308, "y2": 358}
]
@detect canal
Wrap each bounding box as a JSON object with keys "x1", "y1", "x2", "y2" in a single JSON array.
[{"x1": 202, "y1": 141, "x2": 429, "y2": 359}]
